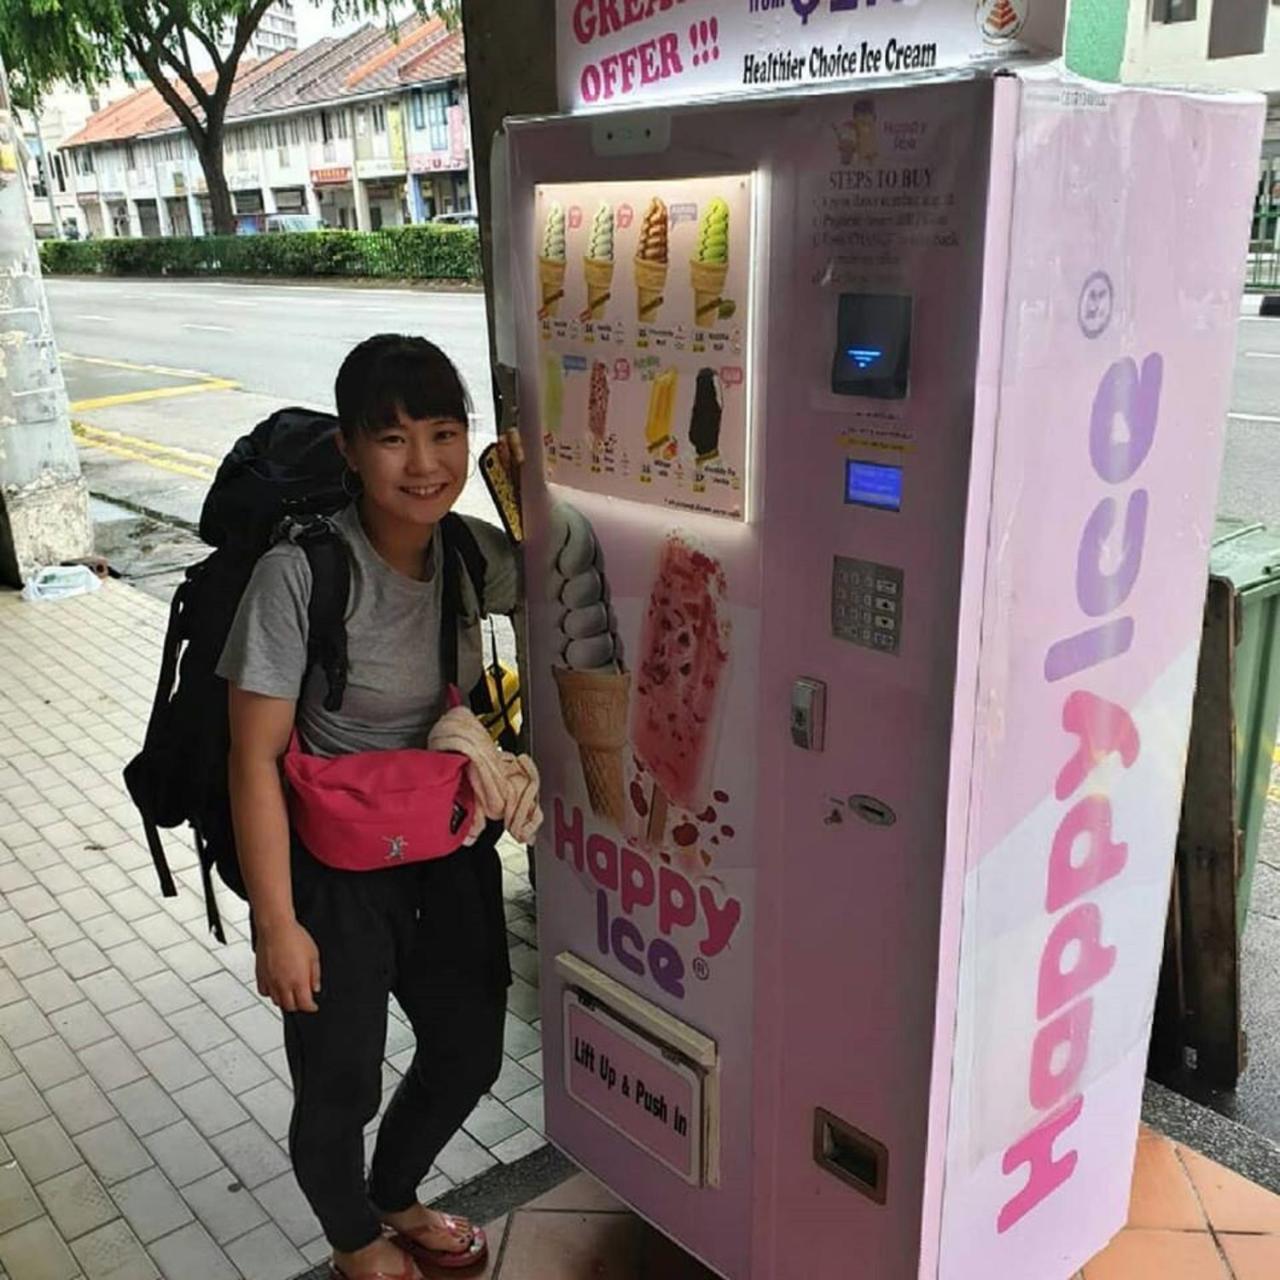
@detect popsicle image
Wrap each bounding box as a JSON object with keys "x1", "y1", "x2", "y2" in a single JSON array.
[
  {"x1": 688, "y1": 367, "x2": 722, "y2": 462},
  {"x1": 583, "y1": 202, "x2": 615, "y2": 321},
  {"x1": 645, "y1": 368, "x2": 678, "y2": 454},
  {"x1": 690, "y1": 196, "x2": 729, "y2": 327},
  {"x1": 549, "y1": 503, "x2": 630, "y2": 826},
  {"x1": 631, "y1": 534, "x2": 731, "y2": 843},
  {"x1": 539, "y1": 202, "x2": 566, "y2": 318},
  {"x1": 541, "y1": 353, "x2": 564, "y2": 440},
  {"x1": 587, "y1": 360, "x2": 609, "y2": 450},
  {"x1": 634, "y1": 197, "x2": 669, "y2": 323}
]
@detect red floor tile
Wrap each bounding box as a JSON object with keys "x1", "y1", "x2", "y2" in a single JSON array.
[
  {"x1": 1081, "y1": 1229, "x2": 1232, "y2": 1280},
  {"x1": 1218, "y1": 1232, "x2": 1280, "y2": 1280},
  {"x1": 1126, "y1": 1129, "x2": 1208, "y2": 1231},
  {"x1": 1177, "y1": 1146, "x2": 1280, "y2": 1235}
]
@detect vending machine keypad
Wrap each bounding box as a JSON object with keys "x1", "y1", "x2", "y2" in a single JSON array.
[{"x1": 832, "y1": 557, "x2": 904, "y2": 654}]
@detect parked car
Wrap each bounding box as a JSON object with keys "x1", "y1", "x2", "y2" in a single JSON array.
[
  {"x1": 265, "y1": 213, "x2": 325, "y2": 233},
  {"x1": 431, "y1": 210, "x2": 478, "y2": 227}
]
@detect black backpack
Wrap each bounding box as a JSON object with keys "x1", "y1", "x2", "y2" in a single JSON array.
[{"x1": 123, "y1": 407, "x2": 491, "y2": 942}]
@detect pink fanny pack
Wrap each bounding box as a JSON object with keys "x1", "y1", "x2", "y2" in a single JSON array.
[{"x1": 284, "y1": 729, "x2": 475, "y2": 872}]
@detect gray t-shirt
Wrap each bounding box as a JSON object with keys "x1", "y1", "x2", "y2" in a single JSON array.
[{"x1": 217, "y1": 504, "x2": 517, "y2": 757}]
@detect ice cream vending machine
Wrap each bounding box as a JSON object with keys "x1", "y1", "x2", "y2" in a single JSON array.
[{"x1": 502, "y1": 66, "x2": 1262, "y2": 1280}]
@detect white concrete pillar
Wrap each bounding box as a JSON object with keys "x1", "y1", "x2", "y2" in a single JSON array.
[
  {"x1": 187, "y1": 189, "x2": 205, "y2": 237},
  {"x1": 125, "y1": 198, "x2": 142, "y2": 238},
  {"x1": 97, "y1": 196, "x2": 113, "y2": 237},
  {"x1": 354, "y1": 177, "x2": 372, "y2": 232},
  {"x1": 305, "y1": 184, "x2": 322, "y2": 220}
]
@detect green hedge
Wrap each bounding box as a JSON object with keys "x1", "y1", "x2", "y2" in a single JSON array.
[{"x1": 39, "y1": 224, "x2": 482, "y2": 282}]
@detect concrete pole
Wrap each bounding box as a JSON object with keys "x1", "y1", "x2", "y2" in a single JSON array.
[
  {"x1": 0, "y1": 56, "x2": 93, "y2": 585},
  {"x1": 461, "y1": 0, "x2": 558, "y2": 373},
  {"x1": 353, "y1": 176, "x2": 372, "y2": 232}
]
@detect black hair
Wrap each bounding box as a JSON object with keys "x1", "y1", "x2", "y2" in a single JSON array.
[{"x1": 334, "y1": 334, "x2": 472, "y2": 440}]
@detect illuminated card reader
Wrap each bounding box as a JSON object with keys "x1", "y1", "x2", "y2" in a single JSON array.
[{"x1": 831, "y1": 293, "x2": 912, "y2": 399}]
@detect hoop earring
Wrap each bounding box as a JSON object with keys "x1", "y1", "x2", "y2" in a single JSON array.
[{"x1": 341, "y1": 468, "x2": 362, "y2": 498}]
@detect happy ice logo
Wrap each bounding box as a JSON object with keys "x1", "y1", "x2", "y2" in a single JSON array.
[{"x1": 554, "y1": 798, "x2": 743, "y2": 1000}]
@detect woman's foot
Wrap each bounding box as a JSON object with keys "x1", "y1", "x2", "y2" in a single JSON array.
[
  {"x1": 331, "y1": 1233, "x2": 421, "y2": 1280},
  {"x1": 380, "y1": 1203, "x2": 488, "y2": 1270}
]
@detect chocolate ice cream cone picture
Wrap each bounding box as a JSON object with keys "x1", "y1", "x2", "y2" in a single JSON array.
[
  {"x1": 691, "y1": 197, "x2": 733, "y2": 328},
  {"x1": 582, "y1": 202, "x2": 615, "y2": 322},
  {"x1": 634, "y1": 197, "x2": 669, "y2": 323},
  {"x1": 631, "y1": 534, "x2": 731, "y2": 844},
  {"x1": 549, "y1": 504, "x2": 629, "y2": 827},
  {"x1": 539, "y1": 202, "x2": 567, "y2": 319}
]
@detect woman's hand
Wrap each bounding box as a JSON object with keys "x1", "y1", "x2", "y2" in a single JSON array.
[{"x1": 255, "y1": 918, "x2": 322, "y2": 1013}]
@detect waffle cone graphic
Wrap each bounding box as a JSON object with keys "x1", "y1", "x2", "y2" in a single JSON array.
[
  {"x1": 539, "y1": 256, "x2": 566, "y2": 317},
  {"x1": 634, "y1": 255, "x2": 669, "y2": 323},
  {"x1": 552, "y1": 666, "x2": 631, "y2": 826},
  {"x1": 582, "y1": 257, "x2": 614, "y2": 320},
  {"x1": 690, "y1": 259, "x2": 728, "y2": 327}
]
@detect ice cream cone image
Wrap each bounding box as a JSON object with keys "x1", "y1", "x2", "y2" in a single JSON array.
[
  {"x1": 691, "y1": 196, "x2": 730, "y2": 326},
  {"x1": 582, "y1": 202, "x2": 615, "y2": 321},
  {"x1": 583, "y1": 256, "x2": 614, "y2": 320},
  {"x1": 691, "y1": 259, "x2": 729, "y2": 326},
  {"x1": 552, "y1": 666, "x2": 632, "y2": 826},
  {"x1": 635, "y1": 197, "x2": 669, "y2": 322},
  {"x1": 549, "y1": 503, "x2": 630, "y2": 828},
  {"x1": 539, "y1": 202, "x2": 567, "y2": 317},
  {"x1": 539, "y1": 256, "x2": 566, "y2": 318}
]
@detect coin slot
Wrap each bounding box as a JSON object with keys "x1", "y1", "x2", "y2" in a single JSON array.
[{"x1": 814, "y1": 1108, "x2": 888, "y2": 1204}]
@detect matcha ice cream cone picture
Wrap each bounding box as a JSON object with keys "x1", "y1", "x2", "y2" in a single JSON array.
[
  {"x1": 691, "y1": 196, "x2": 732, "y2": 327},
  {"x1": 549, "y1": 503, "x2": 630, "y2": 827},
  {"x1": 582, "y1": 202, "x2": 615, "y2": 321},
  {"x1": 539, "y1": 202, "x2": 567, "y2": 318},
  {"x1": 634, "y1": 197, "x2": 669, "y2": 323}
]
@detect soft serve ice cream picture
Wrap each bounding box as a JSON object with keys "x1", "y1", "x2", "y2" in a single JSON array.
[
  {"x1": 548, "y1": 503, "x2": 630, "y2": 827},
  {"x1": 635, "y1": 197, "x2": 669, "y2": 323},
  {"x1": 539, "y1": 201, "x2": 567, "y2": 318},
  {"x1": 583, "y1": 202, "x2": 615, "y2": 321},
  {"x1": 691, "y1": 197, "x2": 732, "y2": 328}
]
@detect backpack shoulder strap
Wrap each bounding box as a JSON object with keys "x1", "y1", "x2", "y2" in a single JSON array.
[
  {"x1": 438, "y1": 513, "x2": 491, "y2": 708},
  {"x1": 300, "y1": 530, "x2": 351, "y2": 714}
]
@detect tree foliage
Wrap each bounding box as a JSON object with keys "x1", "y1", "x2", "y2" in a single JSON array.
[{"x1": 0, "y1": 2, "x2": 461, "y2": 232}]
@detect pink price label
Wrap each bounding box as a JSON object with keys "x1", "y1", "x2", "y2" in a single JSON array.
[
  {"x1": 720, "y1": 366, "x2": 744, "y2": 386},
  {"x1": 617, "y1": 204, "x2": 635, "y2": 229},
  {"x1": 613, "y1": 358, "x2": 632, "y2": 381},
  {"x1": 564, "y1": 996, "x2": 701, "y2": 1183},
  {"x1": 568, "y1": 206, "x2": 584, "y2": 230}
]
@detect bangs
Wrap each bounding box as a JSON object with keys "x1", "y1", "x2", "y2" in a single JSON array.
[{"x1": 336, "y1": 335, "x2": 472, "y2": 437}]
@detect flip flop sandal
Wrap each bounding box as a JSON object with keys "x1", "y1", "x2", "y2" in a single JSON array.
[
  {"x1": 391, "y1": 1217, "x2": 488, "y2": 1271},
  {"x1": 330, "y1": 1256, "x2": 419, "y2": 1280}
]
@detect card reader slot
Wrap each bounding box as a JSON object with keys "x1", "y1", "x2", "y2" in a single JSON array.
[{"x1": 813, "y1": 1107, "x2": 889, "y2": 1204}]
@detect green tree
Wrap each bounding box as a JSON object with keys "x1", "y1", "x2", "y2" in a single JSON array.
[{"x1": 0, "y1": 2, "x2": 460, "y2": 234}]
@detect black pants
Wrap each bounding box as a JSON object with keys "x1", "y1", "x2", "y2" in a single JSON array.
[{"x1": 278, "y1": 828, "x2": 512, "y2": 1253}]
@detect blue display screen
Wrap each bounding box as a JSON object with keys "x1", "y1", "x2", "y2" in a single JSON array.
[{"x1": 845, "y1": 460, "x2": 903, "y2": 511}]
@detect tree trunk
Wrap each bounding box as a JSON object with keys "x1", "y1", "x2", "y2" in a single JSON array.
[{"x1": 197, "y1": 137, "x2": 235, "y2": 236}]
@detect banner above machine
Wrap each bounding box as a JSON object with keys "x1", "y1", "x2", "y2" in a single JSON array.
[{"x1": 556, "y1": 0, "x2": 1068, "y2": 112}]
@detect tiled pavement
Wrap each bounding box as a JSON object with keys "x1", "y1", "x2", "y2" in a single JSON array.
[
  {"x1": 468, "y1": 1128, "x2": 1280, "y2": 1279},
  {"x1": 0, "y1": 581, "x2": 545, "y2": 1280}
]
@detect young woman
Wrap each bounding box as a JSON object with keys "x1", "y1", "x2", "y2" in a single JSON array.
[{"x1": 218, "y1": 335, "x2": 525, "y2": 1280}]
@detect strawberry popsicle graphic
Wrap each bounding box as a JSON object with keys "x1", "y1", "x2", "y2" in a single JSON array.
[{"x1": 631, "y1": 534, "x2": 731, "y2": 844}]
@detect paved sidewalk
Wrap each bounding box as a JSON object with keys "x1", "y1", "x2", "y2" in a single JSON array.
[
  {"x1": 459, "y1": 1127, "x2": 1280, "y2": 1279},
  {"x1": 0, "y1": 580, "x2": 544, "y2": 1280}
]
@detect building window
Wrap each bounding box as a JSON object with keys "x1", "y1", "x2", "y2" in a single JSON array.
[
  {"x1": 53, "y1": 153, "x2": 66, "y2": 192},
  {"x1": 372, "y1": 103, "x2": 386, "y2": 133},
  {"x1": 1151, "y1": 0, "x2": 1196, "y2": 20},
  {"x1": 1208, "y1": 0, "x2": 1267, "y2": 58},
  {"x1": 321, "y1": 111, "x2": 334, "y2": 143},
  {"x1": 304, "y1": 115, "x2": 318, "y2": 143},
  {"x1": 289, "y1": 118, "x2": 301, "y2": 146},
  {"x1": 411, "y1": 90, "x2": 425, "y2": 130},
  {"x1": 125, "y1": 143, "x2": 137, "y2": 169},
  {"x1": 323, "y1": 109, "x2": 350, "y2": 141},
  {"x1": 275, "y1": 121, "x2": 288, "y2": 148},
  {"x1": 426, "y1": 90, "x2": 448, "y2": 151}
]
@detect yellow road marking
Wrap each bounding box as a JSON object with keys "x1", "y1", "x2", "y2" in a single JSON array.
[
  {"x1": 72, "y1": 421, "x2": 218, "y2": 481},
  {"x1": 71, "y1": 379, "x2": 237, "y2": 413},
  {"x1": 62, "y1": 351, "x2": 222, "y2": 380}
]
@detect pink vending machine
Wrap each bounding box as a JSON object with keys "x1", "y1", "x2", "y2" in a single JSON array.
[{"x1": 503, "y1": 58, "x2": 1262, "y2": 1280}]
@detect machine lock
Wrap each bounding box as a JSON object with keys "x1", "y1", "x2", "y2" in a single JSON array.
[{"x1": 790, "y1": 678, "x2": 827, "y2": 751}]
